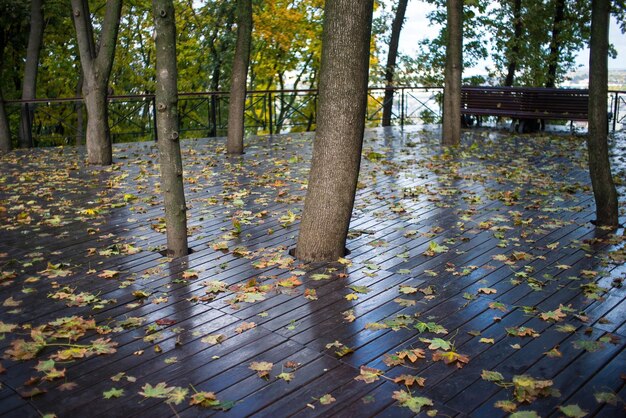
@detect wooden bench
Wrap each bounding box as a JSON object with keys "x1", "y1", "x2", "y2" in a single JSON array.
[{"x1": 460, "y1": 86, "x2": 589, "y2": 132}]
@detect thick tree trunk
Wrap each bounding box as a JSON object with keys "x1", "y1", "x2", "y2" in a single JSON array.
[
  {"x1": 545, "y1": 0, "x2": 565, "y2": 88},
  {"x1": 295, "y1": 0, "x2": 374, "y2": 262},
  {"x1": 19, "y1": 0, "x2": 44, "y2": 149},
  {"x1": 382, "y1": 0, "x2": 408, "y2": 127},
  {"x1": 442, "y1": 0, "x2": 463, "y2": 146},
  {"x1": 226, "y1": 0, "x2": 253, "y2": 155},
  {"x1": 84, "y1": 86, "x2": 112, "y2": 165},
  {"x1": 0, "y1": 89, "x2": 11, "y2": 153},
  {"x1": 504, "y1": 0, "x2": 523, "y2": 87},
  {"x1": 71, "y1": 0, "x2": 122, "y2": 165},
  {"x1": 153, "y1": 0, "x2": 189, "y2": 257},
  {"x1": 587, "y1": 0, "x2": 618, "y2": 228}
]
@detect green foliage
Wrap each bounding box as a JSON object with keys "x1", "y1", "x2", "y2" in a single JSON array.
[
  {"x1": 409, "y1": 0, "x2": 490, "y2": 86},
  {"x1": 3, "y1": 0, "x2": 616, "y2": 147},
  {"x1": 487, "y1": 0, "x2": 592, "y2": 87}
]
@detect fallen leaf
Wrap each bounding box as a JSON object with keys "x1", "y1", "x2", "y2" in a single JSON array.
[
  {"x1": 182, "y1": 270, "x2": 199, "y2": 280},
  {"x1": 58, "y1": 382, "x2": 78, "y2": 391},
  {"x1": 103, "y1": 387, "x2": 124, "y2": 399},
  {"x1": 3, "y1": 297, "x2": 22, "y2": 307},
  {"x1": 393, "y1": 374, "x2": 426, "y2": 387},
  {"x1": 98, "y1": 270, "x2": 119, "y2": 279},
  {"x1": 392, "y1": 390, "x2": 433, "y2": 413},
  {"x1": 249, "y1": 361, "x2": 273, "y2": 378},
  {"x1": 594, "y1": 391, "x2": 619, "y2": 405},
  {"x1": 432, "y1": 350, "x2": 469, "y2": 368},
  {"x1": 166, "y1": 387, "x2": 189, "y2": 405},
  {"x1": 558, "y1": 404, "x2": 587, "y2": 418},
  {"x1": 319, "y1": 394, "x2": 336, "y2": 405},
  {"x1": 139, "y1": 382, "x2": 174, "y2": 399},
  {"x1": 481, "y1": 370, "x2": 504, "y2": 382},
  {"x1": 354, "y1": 366, "x2": 383, "y2": 384},
  {"x1": 235, "y1": 322, "x2": 256, "y2": 334},
  {"x1": 201, "y1": 334, "x2": 226, "y2": 345},
  {"x1": 276, "y1": 372, "x2": 294, "y2": 382}
]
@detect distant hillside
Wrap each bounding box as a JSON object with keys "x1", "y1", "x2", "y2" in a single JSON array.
[{"x1": 565, "y1": 69, "x2": 626, "y2": 88}]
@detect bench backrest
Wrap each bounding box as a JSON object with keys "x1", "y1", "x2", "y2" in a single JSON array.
[{"x1": 460, "y1": 86, "x2": 589, "y2": 120}]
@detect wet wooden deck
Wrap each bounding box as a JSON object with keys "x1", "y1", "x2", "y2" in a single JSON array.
[{"x1": 1, "y1": 126, "x2": 625, "y2": 417}]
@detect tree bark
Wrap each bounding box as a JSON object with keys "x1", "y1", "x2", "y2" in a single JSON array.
[
  {"x1": 75, "y1": 70, "x2": 84, "y2": 145},
  {"x1": 0, "y1": 89, "x2": 11, "y2": 153},
  {"x1": 587, "y1": 0, "x2": 618, "y2": 228},
  {"x1": 19, "y1": 0, "x2": 44, "y2": 149},
  {"x1": 504, "y1": 0, "x2": 522, "y2": 87},
  {"x1": 442, "y1": 0, "x2": 463, "y2": 146},
  {"x1": 83, "y1": 87, "x2": 111, "y2": 161},
  {"x1": 226, "y1": 0, "x2": 253, "y2": 155},
  {"x1": 295, "y1": 0, "x2": 374, "y2": 262},
  {"x1": 545, "y1": 0, "x2": 565, "y2": 88},
  {"x1": 153, "y1": 0, "x2": 189, "y2": 257},
  {"x1": 71, "y1": 0, "x2": 122, "y2": 165},
  {"x1": 382, "y1": 0, "x2": 408, "y2": 127}
]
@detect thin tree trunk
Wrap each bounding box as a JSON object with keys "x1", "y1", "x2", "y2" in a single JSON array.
[
  {"x1": 545, "y1": 0, "x2": 565, "y2": 88},
  {"x1": 276, "y1": 54, "x2": 312, "y2": 133},
  {"x1": 71, "y1": 0, "x2": 122, "y2": 165},
  {"x1": 382, "y1": 0, "x2": 408, "y2": 127},
  {"x1": 442, "y1": 0, "x2": 463, "y2": 146},
  {"x1": 0, "y1": 34, "x2": 12, "y2": 153},
  {"x1": 295, "y1": 0, "x2": 374, "y2": 262},
  {"x1": 19, "y1": 0, "x2": 44, "y2": 149},
  {"x1": 75, "y1": 71, "x2": 84, "y2": 145},
  {"x1": 226, "y1": 0, "x2": 253, "y2": 155},
  {"x1": 209, "y1": 62, "x2": 220, "y2": 137},
  {"x1": 504, "y1": 0, "x2": 522, "y2": 87},
  {"x1": 153, "y1": 0, "x2": 189, "y2": 257},
  {"x1": 587, "y1": 0, "x2": 618, "y2": 227},
  {"x1": 207, "y1": 10, "x2": 234, "y2": 137},
  {"x1": 0, "y1": 89, "x2": 11, "y2": 153}
]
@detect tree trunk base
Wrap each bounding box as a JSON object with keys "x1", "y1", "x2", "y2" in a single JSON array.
[
  {"x1": 289, "y1": 247, "x2": 350, "y2": 259},
  {"x1": 590, "y1": 219, "x2": 621, "y2": 229},
  {"x1": 159, "y1": 247, "x2": 193, "y2": 258}
]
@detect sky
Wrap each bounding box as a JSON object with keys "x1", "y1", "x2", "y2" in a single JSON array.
[{"x1": 396, "y1": 2, "x2": 626, "y2": 76}]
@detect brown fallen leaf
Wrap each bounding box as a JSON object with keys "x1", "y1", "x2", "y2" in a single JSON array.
[
  {"x1": 393, "y1": 374, "x2": 426, "y2": 387},
  {"x1": 249, "y1": 361, "x2": 273, "y2": 378},
  {"x1": 354, "y1": 366, "x2": 383, "y2": 384},
  {"x1": 432, "y1": 350, "x2": 470, "y2": 368},
  {"x1": 235, "y1": 322, "x2": 256, "y2": 334},
  {"x1": 58, "y1": 382, "x2": 78, "y2": 391}
]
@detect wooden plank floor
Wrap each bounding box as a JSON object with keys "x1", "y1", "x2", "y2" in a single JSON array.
[{"x1": 1, "y1": 126, "x2": 626, "y2": 417}]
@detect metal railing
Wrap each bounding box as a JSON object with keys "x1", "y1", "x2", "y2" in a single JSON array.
[
  {"x1": 3, "y1": 87, "x2": 625, "y2": 147},
  {"x1": 610, "y1": 90, "x2": 626, "y2": 131}
]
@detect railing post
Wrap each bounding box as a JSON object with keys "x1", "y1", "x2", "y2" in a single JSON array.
[
  {"x1": 400, "y1": 87, "x2": 405, "y2": 127},
  {"x1": 613, "y1": 91, "x2": 619, "y2": 132},
  {"x1": 152, "y1": 96, "x2": 158, "y2": 142},
  {"x1": 268, "y1": 92, "x2": 273, "y2": 135},
  {"x1": 209, "y1": 94, "x2": 217, "y2": 137}
]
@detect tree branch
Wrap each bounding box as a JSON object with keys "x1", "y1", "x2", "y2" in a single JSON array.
[
  {"x1": 70, "y1": 0, "x2": 95, "y2": 79},
  {"x1": 94, "y1": 0, "x2": 123, "y2": 82}
]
